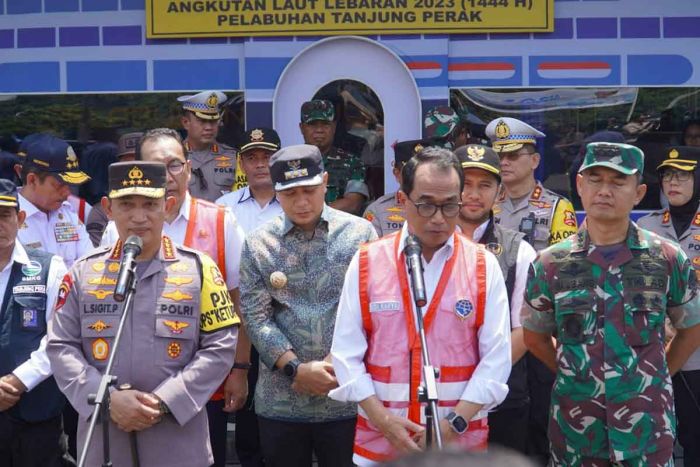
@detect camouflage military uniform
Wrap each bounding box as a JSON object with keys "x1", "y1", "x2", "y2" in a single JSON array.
[
  {"x1": 362, "y1": 192, "x2": 404, "y2": 237},
  {"x1": 523, "y1": 222, "x2": 700, "y2": 466},
  {"x1": 323, "y1": 146, "x2": 368, "y2": 204}
]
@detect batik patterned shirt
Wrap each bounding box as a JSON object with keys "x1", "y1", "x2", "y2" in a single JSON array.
[{"x1": 240, "y1": 205, "x2": 377, "y2": 422}]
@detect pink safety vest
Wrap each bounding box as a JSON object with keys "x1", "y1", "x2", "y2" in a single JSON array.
[
  {"x1": 355, "y1": 232, "x2": 488, "y2": 463},
  {"x1": 183, "y1": 196, "x2": 228, "y2": 400}
]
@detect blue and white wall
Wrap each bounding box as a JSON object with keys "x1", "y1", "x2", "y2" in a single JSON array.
[{"x1": 0, "y1": 0, "x2": 699, "y2": 127}]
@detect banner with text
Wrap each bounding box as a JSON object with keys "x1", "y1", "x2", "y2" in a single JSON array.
[{"x1": 147, "y1": 0, "x2": 554, "y2": 38}]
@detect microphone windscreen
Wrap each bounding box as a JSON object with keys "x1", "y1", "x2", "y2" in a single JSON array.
[{"x1": 124, "y1": 235, "x2": 143, "y2": 254}]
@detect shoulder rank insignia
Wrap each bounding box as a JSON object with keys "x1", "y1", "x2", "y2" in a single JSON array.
[
  {"x1": 163, "y1": 290, "x2": 193, "y2": 302},
  {"x1": 88, "y1": 290, "x2": 113, "y2": 300},
  {"x1": 107, "y1": 263, "x2": 119, "y2": 273},
  {"x1": 165, "y1": 276, "x2": 193, "y2": 286},
  {"x1": 88, "y1": 320, "x2": 112, "y2": 333},
  {"x1": 363, "y1": 211, "x2": 375, "y2": 222},
  {"x1": 694, "y1": 213, "x2": 700, "y2": 227},
  {"x1": 163, "y1": 320, "x2": 190, "y2": 334},
  {"x1": 662, "y1": 210, "x2": 671, "y2": 224},
  {"x1": 693, "y1": 234, "x2": 700, "y2": 242}
]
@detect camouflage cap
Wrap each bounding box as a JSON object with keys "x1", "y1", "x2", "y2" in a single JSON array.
[
  {"x1": 424, "y1": 106, "x2": 459, "y2": 139},
  {"x1": 393, "y1": 139, "x2": 433, "y2": 166},
  {"x1": 656, "y1": 146, "x2": 699, "y2": 172},
  {"x1": 578, "y1": 142, "x2": 644, "y2": 175},
  {"x1": 454, "y1": 144, "x2": 500, "y2": 180},
  {"x1": 300, "y1": 99, "x2": 335, "y2": 124}
]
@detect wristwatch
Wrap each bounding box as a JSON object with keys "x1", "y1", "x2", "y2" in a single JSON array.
[
  {"x1": 283, "y1": 358, "x2": 301, "y2": 379},
  {"x1": 445, "y1": 411, "x2": 468, "y2": 435},
  {"x1": 232, "y1": 362, "x2": 252, "y2": 371},
  {"x1": 159, "y1": 400, "x2": 171, "y2": 415}
]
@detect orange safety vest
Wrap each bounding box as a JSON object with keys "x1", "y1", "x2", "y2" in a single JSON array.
[
  {"x1": 183, "y1": 196, "x2": 228, "y2": 400},
  {"x1": 354, "y1": 232, "x2": 488, "y2": 464}
]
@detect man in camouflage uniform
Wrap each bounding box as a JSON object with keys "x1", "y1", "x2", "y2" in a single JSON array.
[
  {"x1": 423, "y1": 106, "x2": 469, "y2": 150},
  {"x1": 523, "y1": 142, "x2": 700, "y2": 466},
  {"x1": 362, "y1": 139, "x2": 431, "y2": 237},
  {"x1": 486, "y1": 116, "x2": 578, "y2": 463},
  {"x1": 179, "y1": 90, "x2": 238, "y2": 202},
  {"x1": 299, "y1": 99, "x2": 368, "y2": 215}
]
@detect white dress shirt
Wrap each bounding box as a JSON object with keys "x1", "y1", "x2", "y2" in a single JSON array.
[
  {"x1": 216, "y1": 186, "x2": 283, "y2": 235},
  {"x1": 101, "y1": 192, "x2": 244, "y2": 290},
  {"x1": 17, "y1": 192, "x2": 93, "y2": 269},
  {"x1": 473, "y1": 219, "x2": 537, "y2": 328},
  {"x1": 1, "y1": 240, "x2": 67, "y2": 390},
  {"x1": 330, "y1": 224, "x2": 511, "y2": 413}
]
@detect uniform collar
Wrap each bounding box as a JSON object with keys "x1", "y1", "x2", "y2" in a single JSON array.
[
  {"x1": 282, "y1": 204, "x2": 331, "y2": 236},
  {"x1": 396, "y1": 222, "x2": 455, "y2": 261},
  {"x1": 174, "y1": 192, "x2": 193, "y2": 223},
  {"x1": 10, "y1": 239, "x2": 30, "y2": 266},
  {"x1": 571, "y1": 221, "x2": 648, "y2": 255},
  {"x1": 17, "y1": 191, "x2": 70, "y2": 218},
  {"x1": 238, "y1": 186, "x2": 278, "y2": 206},
  {"x1": 108, "y1": 235, "x2": 178, "y2": 263},
  {"x1": 473, "y1": 216, "x2": 492, "y2": 243},
  {"x1": 184, "y1": 140, "x2": 219, "y2": 154}
]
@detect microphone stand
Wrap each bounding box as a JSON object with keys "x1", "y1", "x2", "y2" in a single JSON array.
[
  {"x1": 78, "y1": 274, "x2": 140, "y2": 467},
  {"x1": 408, "y1": 271, "x2": 443, "y2": 450}
]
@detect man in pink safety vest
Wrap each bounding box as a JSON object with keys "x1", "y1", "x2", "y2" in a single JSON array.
[{"x1": 330, "y1": 146, "x2": 512, "y2": 465}]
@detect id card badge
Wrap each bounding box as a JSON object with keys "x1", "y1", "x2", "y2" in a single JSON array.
[{"x1": 54, "y1": 222, "x2": 79, "y2": 243}]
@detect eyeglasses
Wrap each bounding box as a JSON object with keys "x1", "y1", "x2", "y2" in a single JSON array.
[
  {"x1": 407, "y1": 197, "x2": 462, "y2": 218},
  {"x1": 661, "y1": 170, "x2": 692, "y2": 182},
  {"x1": 166, "y1": 160, "x2": 186, "y2": 176}
]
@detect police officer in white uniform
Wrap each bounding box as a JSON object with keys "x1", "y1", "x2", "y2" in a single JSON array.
[{"x1": 16, "y1": 134, "x2": 92, "y2": 269}]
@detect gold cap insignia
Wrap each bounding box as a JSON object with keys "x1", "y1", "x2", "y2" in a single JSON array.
[
  {"x1": 413, "y1": 144, "x2": 424, "y2": 154},
  {"x1": 495, "y1": 120, "x2": 510, "y2": 139},
  {"x1": 206, "y1": 93, "x2": 219, "y2": 109},
  {"x1": 128, "y1": 166, "x2": 143, "y2": 180},
  {"x1": 287, "y1": 160, "x2": 301, "y2": 170},
  {"x1": 66, "y1": 147, "x2": 79, "y2": 169},
  {"x1": 467, "y1": 145, "x2": 485, "y2": 161},
  {"x1": 669, "y1": 149, "x2": 679, "y2": 159},
  {"x1": 251, "y1": 129, "x2": 264, "y2": 142}
]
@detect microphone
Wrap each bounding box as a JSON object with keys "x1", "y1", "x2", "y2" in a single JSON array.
[
  {"x1": 404, "y1": 234, "x2": 427, "y2": 308},
  {"x1": 113, "y1": 235, "x2": 143, "y2": 302}
]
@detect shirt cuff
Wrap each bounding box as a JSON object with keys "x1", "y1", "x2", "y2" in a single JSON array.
[
  {"x1": 459, "y1": 376, "x2": 509, "y2": 413},
  {"x1": 345, "y1": 180, "x2": 369, "y2": 198},
  {"x1": 12, "y1": 363, "x2": 46, "y2": 392},
  {"x1": 328, "y1": 373, "x2": 375, "y2": 403}
]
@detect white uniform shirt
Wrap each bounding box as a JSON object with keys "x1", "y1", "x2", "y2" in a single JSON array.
[
  {"x1": 17, "y1": 192, "x2": 93, "y2": 269},
  {"x1": 1, "y1": 240, "x2": 67, "y2": 390},
  {"x1": 473, "y1": 219, "x2": 537, "y2": 328},
  {"x1": 330, "y1": 224, "x2": 511, "y2": 414},
  {"x1": 216, "y1": 186, "x2": 283, "y2": 235},
  {"x1": 101, "y1": 192, "x2": 244, "y2": 290}
]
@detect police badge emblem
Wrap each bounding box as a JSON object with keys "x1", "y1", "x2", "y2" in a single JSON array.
[{"x1": 454, "y1": 299, "x2": 473, "y2": 319}]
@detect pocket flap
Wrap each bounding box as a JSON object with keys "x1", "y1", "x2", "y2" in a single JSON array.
[
  {"x1": 13, "y1": 294, "x2": 46, "y2": 311},
  {"x1": 155, "y1": 317, "x2": 197, "y2": 340}
]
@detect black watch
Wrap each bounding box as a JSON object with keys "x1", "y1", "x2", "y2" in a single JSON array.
[
  {"x1": 283, "y1": 359, "x2": 301, "y2": 379},
  {"x1": 445, "y1": 411, "x2": 468, "y2": 435}
]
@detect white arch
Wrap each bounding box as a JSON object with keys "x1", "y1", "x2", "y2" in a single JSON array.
[{"x1": 273, "y1": 36, "x2": 422, "y2": 193}]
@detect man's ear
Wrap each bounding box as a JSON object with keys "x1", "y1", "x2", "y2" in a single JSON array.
[
  {"x1": 101, "y1": 196, "x2": 112, "y2": 220},
  {"x1": 634, "y1": 183, "x2": 648, "y2": 206},
  {"x1": 397, "y1": 190, "x2": 407, "y2": 206},
  {"x1": 17, "y1": 209, "x2": 26, "y2": 226}
]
